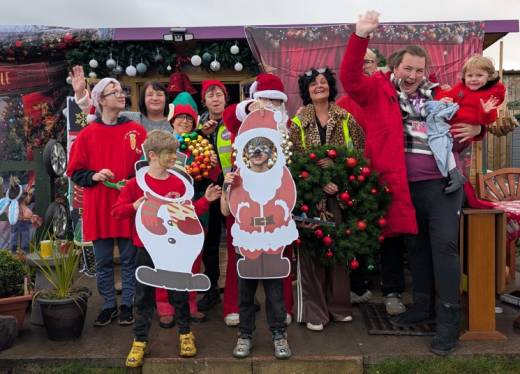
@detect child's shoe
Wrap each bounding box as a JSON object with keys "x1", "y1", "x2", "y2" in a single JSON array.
[
  {"x1": 179, "y1": 332, "x2": 197, "y2": 357},
  {"x1": 232, "y1": 337, "x2": 252, "y2": 358},
  {"x1": 273, "y1": 337, "x2": 292, "y2": 359},
  {"x1": 125, "y1": 340, "x2": 147, "y2": 368}
]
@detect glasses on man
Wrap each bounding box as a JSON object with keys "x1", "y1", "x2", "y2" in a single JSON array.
[
  {"x1": 304, "y1": 67, "x2": 327, "y2": 77},
  {"x1": 175, "y1": 114, "x2": 194, "y2": 123},
  {"x1": 102, "y1": 90, "x2": 127, "y2": 98}
]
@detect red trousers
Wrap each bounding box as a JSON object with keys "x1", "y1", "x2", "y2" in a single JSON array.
[{"x1": 223, "y1": 215, "x2": 294, "y2": 317}]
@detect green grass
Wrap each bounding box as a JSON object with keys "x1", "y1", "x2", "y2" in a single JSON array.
[{"x1": 368, "y1": 356, "x2": 520, "y2": 374}]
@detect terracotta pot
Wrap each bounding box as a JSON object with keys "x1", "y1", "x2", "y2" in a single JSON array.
[{"x1": 0, "y1": 294, "x2": 33, "y2": 330}]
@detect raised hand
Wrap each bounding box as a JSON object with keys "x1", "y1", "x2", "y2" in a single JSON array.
[
  {"x1": 70, "y1": 65, "x2": 87, "y2": 99},
  {"x1": 355, "y1": 10, "x2": 380, "y2": 38},
  {"x1": 480, "y1": 96, "x2": 500, "y2": 113}
]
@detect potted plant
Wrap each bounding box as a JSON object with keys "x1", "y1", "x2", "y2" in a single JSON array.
[
  {"x1": 0, "y1": 250, "x2": 32, "y2": 330},
  {"x1": 33, "y1": 239, "x2": 90, "y2": 341}
]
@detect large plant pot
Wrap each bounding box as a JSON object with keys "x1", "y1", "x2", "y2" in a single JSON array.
[
  {"x1": 37, "y1": 294, "x2": 88, "y2": 341},
  {"x1": 0, "y1": 294, "x2": 32, "y2": 330}
]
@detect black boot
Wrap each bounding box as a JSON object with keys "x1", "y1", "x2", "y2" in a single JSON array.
[
  {"x1": 390, "y1": 292, "x2": 434, "y2": 327},
  {"x1": 430, "y1": 301, "x2": 460, "y2": 356},
  {"x1": 197, "y1": 287, "x2": 221, "y2": 311}
]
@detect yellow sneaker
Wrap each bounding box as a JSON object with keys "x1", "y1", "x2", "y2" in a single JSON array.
[
  {"x1": 125, "y1": 340, "x2": 147, "y2": 368},
  {"x1": 179, "y1": 332, "x2": 197, "y2": 357}
]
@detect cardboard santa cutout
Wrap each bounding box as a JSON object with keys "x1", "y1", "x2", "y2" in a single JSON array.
[
  {"x1": 134, "y1": 158, "x2": 210, "y2": 291},
  {"x1": 228, "y1": 108, "x2": 298, "y2": 279}
]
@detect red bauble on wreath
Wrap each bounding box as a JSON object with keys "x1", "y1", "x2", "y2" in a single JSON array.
[
  {"x1": 346, "y1": 157, "x2": 358, "y2": 168},
  {"x1": 339, "y1": 191, "x2": 350, "y2": 202},
  {"x1": 350, "y1": 258, "x2": 360, "y2": 270},
  {"x1": 357, "y1": 220, "x2": 367, "y2": 231},
  {"x1": 314, "y1": 228, "x2": 324, "y2": 238},
  {"x1": 309, "y1": 153, "x2": 317, "y2": 160},
  {"x1": 327, "y1": 149, "x2": 337, "y2": 159},
  {"x1": 322, "y1": 235, "x2": 334, "y2": 247}
]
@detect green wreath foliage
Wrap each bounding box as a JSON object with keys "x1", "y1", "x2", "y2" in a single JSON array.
[{"x1": 289, "y1": 145, "x2": 391, "y2": 268}]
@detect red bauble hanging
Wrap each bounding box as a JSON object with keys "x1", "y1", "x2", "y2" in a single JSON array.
[
  {"x1": 357, "y1": 175, "x2": 366, "y2": 182},
  {"x1": 14, "y1": 40, "x2": 23, "y2": 48},
  {"x1": 357, "y1": 220, "x2": 367, "y2": 231},
  {"x1": 309, "y1": 153, "x2": 317, "y2": 160},
  {"x1": 327, "y1": 149, "x2": 337, "y2": 159},
  {"x1": 378, "y1": 235, "x2": 385, "y2": 243},
  {"x1": 378, "y1": 217, "x2": 387, "y2": 227},
  {"x1": 384, "y1": 186, "x2": 391, "y2": 194},
  {"x1": 347, "y1": 200, "x2": 354, "y2": 207},
  {"x1": 300, "y1": 204, "x2": 310, "y2": 213},
  {"x1": 370, "y1": 188, "x2": 378, "y2": 195},
  {"x1": 349, "y1": 175, "x2": 356, "y2": 182},
  {"x1": 346, "y1": 157, "x2": 358, "y2": 168},
  {"x1": 350, "y1": 258, "x2": 360, "y2": 270},
  {"x1": 345, "y1": 228, "x2": 352, "y2": 236},
  {"x1": 294, "y1": 238, "x2": 302, "y2": 246},
  {"x1": 322, "y1": 235, "x2": 333, "y2": 247},
  {"x1": 326, "y1": 250, "x2": 334, "y2": 258},
  {"x1": 314, "y1": 229, "x2": 324, "y2": 239},
  {"x1": 360, "y1": 166, "x2": 371, "y2": 176},
  {"x1": 339, "y1": 191, "x2": 350, "y2": 202},
  {"x1": 64, "y1": 32, "x2": 74, "y2": 43},
  {"x1": 299, "y1": 171, "x2": 310, "y2": 179}
]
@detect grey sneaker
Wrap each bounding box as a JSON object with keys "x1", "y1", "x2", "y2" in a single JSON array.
[
  {"x1": 233, "y1": 337, "x2": 252, "y2": 358},
  {"x1": 351, "y1": 290, "x2": 373, "y2": 304},
  {"x1": 274, "y1": 338, "x2": 292, "y2": 359},
  {"x1": 384, "y1": 293, "x2": 406, "y2": 315}
]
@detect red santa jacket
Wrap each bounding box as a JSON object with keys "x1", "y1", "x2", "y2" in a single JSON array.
[
  {"x1": 112, "y1": 174, "x2": 209, "y2": 247},
  {"x1": 340, "y1": 34, "x2": 417, "y2": 236},
  {"x1": 67, "y1": 120, "x2": 146, "y2": 241},
  {"x1": 435, "y1": 79, "x2": 506, "y2": 126}
]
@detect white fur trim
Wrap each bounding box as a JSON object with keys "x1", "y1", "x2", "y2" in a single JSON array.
[
  {"x1": 235, "y1": 202, "x2": 250, "y2": 223},
  {"x1": 253, "y1": 90, "x2": 288, "y2": 102},
  {"x1": 231, "y1": 219, "x2": 298, "y2": 250},
  {"x1": 87, "y1": 114, "x2": 97, "y2": 123},
  {"x1": 274, "y1": 199, "x2": 290, "y2": 221},
  {"x1": 236, "y1": 99, "x2": 254, "y2": 122},
  {"x1": 167, "y1": 103, "x2": 175, "y2": 122},
  {"x1": 249, "y1": 81, "x2": 258, "y2": 99}
]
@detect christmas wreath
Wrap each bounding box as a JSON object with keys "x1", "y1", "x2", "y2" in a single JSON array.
[{"x1": 289, "y1": 145, "x2": 391, "y2": 268}]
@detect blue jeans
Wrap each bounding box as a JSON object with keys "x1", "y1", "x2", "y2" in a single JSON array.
[
  {"x1": 10, "y1": 221, "x2": 31, "y2": 253},
  {"x1": 93, "y1": 238, "x2": 136, "y2": 309}
]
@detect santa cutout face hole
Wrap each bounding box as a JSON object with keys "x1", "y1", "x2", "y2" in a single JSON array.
[{"x1": 243, "y1": 137, "x2": 277, "y2": 172}]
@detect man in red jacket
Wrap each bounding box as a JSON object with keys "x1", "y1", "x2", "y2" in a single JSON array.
[
  {"x1": 67, "y1": 78, "x2": 146, "y2": 327},
  {"x1": 341, "y1": 10, "x2": 482, "y2": 356}
]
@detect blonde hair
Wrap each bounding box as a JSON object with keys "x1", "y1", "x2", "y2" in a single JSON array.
[
  {"x1": 143, "y1": 130, "x2": 179, "y2": 155},
  {"x1": 462, "y1": 55, "x2": 498, "y2": 80},
  {"x1": 364, "y1": 48, "x2": 377, "y2": 61}
]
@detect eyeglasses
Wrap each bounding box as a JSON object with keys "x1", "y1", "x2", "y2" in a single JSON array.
[
  {"x1": 304, "y1": 67, "x2": 327, "y2": 77},
  {"x1": 102, "y1": 90, "x2": 126, "y2": 98},
  {"x1": 175, "y1": 114, "x2": 194, "y2": 123},
  {"x1": 363, "y1": 59, "x2": 376, "y2": 65}
]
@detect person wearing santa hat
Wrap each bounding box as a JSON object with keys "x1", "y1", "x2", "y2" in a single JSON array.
[
  {"x1": 67, "y1": 77, "x2": 147, "y2": 327},
  {"x1": 222, "y1": 73, "x2": 295, "y2": 328}
]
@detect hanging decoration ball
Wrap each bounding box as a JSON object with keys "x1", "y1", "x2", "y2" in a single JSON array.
[
  {"x1": 346, "y1": 157, "x2": 358, "y2": 168},
  {"x1": 322, "y1": 235, "x2": 334, "y2": 247},
  {"x1": 191, "y1": 54, "x2": 202, "y2": 67},
  {"x1": 345, "y1": 228, "x2": 352, "y2": 236},
  {"x1": 357, "y1": 175, "x2": 366, "y2": 182},
  {"x1": 314, "y1": 229, "x2": 324, "y2": 239},
  {"x1": 300, "y1": 204, "x2": 310, "y2": 213},
  {"x1": 88, "y1": 71, "x2": 97, "y2": 79},
  {"x1": 360, "y1": 166, "x2": 372, "y2": 177},
  {"x1": 66, "y1": 76, "x2": 72, "y2": 85},
  {"x1": 106, "y1": 57, "x2": 116, "y2": 69},
  {"x1": 339, "y1": 191, "x2": 350, "y2": 202},
  {"x1": 299, "y1": 171, "x2": 310, "y2": 179},
  {"x1": 378, "y1": 235, "x2": 385, "y2": 243},
  {"x1": 327, "y1": 149, "x2": 337, "y2": 159},
  {"x1": 357, "y1": 220, "x2": 367, "y2": 231},
  {"x1": 230, "y1": 44, "x2": 240, "y2": 55},
  {"x1": 347, "y1": 200, "x2": 354, "y2": 207},
  {"x1": 234, "y1": 62, "x2": 243, "y2": 72},
  {"x1": 350, "y1": 258, "x2": 360, "y2": 270},
  {"x1": 349, "y1": 175, "x2": 356, "y2": 182},
  {"x1": 367, "y1": 264, "x2": 376, "y2": 272},
  {"x1": 326, "y1": 250, "x2": 334, "y2": 258},
  {"x1": 14, "y1": 40, "x2": 23, "y2": 48},
  {"x1": 309, "y1": 152, "x2": 317, "y2": 160},
  {"x1": 136, "y1": 62, "x2": 148, "y2": 74},
  {"x1": 202, "y1": 52, "x2": 212, "y2": 64},
  {"x1": 114, "y1": 65, "x2": 123, "y2": 75},
  {"x1": 210, "y1": 60, "x2": 221, "y2": 72},
  {"x1": 166, "y1": 64, "x2": 172, "y2": 71},
  {"x1": 125, "y1": 65, "x2": 137, "y2": 77},
  {"x1": 378, "y1": 217, "x2": 387, "y2": 227},
  {"x1": 89, "y1": 59, "x2": 99, "y2": 69},
  {"x1": 370, "y1": 188, "x2": 378, "y2": 195},
  {"x1": 63, "y1": 32, "x2": 74, "y2": 44},
  {"x1": 294, "y1": 238, "x2": 302, "y2": 247}
]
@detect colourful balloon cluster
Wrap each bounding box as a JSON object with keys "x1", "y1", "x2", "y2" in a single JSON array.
[{"x1": 176, "y1": 131, "x2": 216, "y2": 182}]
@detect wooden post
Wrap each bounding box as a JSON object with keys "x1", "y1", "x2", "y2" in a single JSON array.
[{"x1": 460, "y1": 209, "x2": 507, "y2": 340}]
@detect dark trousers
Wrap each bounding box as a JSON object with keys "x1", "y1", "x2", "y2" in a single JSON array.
[
  {"x1": 407, "y1": 179, "x2": 463, "y2": 305},
  {"x1": 238, "y1": 277, "x2": 286, "y2": 339},
  {"x1": 202, "y1": 200, "x2": 223, "y2": 289},
  {"x1": 380, "y1": 235, "x2": 406, "y2": 296},
  {"x1": 133, "y1": 247, "x2": 190, "y2": 341},
  {"x1": 350, "y1": 255, "x2": 370, "y2": 295}
]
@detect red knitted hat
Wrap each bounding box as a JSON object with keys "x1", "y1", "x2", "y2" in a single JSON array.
[{"x1": 201, "y1": 79, "x2": 228, "y2": 99}]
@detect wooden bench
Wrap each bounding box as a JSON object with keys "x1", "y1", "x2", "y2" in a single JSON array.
[{"x1": 477, "y1": 168, "x2": 520, "y2": 283}]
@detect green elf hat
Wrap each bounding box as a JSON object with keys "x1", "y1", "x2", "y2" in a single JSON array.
[{"x1": 167, "y1": 91, "x2": 199, "y2": 124}]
